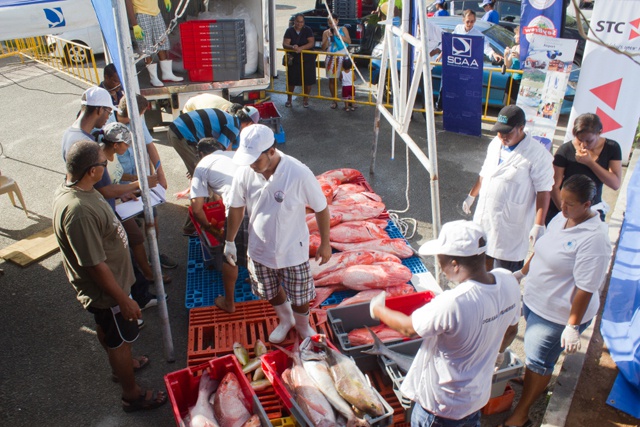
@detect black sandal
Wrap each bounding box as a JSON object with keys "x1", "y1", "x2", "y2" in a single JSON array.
[{"x1": 122, "y1": 388, "x2": 167, "y2": 413}]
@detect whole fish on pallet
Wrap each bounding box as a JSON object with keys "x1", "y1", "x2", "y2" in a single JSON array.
[
  {"x1": 333, "y1": 192, "x2": 382, "y2": 204},
  {"x1": 361, "y1": 326, "x2": 415, "y2": 373},
  {"x1": 212, "y1": 372, "x2": 252, "y2": 427},
  {"x1": 333, "y1": 183, "x2": 367, "y2": 200},
  {"x1": 317, "y1": 168, "x2": 363, "y2": 184},
  {"x1": 314, "y1": 262, "x2": 413, "y2": 290},
  {"x1": 336, "y1": 284, "x2": 415, "y2": 307},
  {"x1": 329, "y1": 203, "x2": 385, "y2": 222},
  {"x1": 347, "y1": 323, "x2": 407, "y2": 347},
  {"x1": 329, "y1": 221, "x2": 388, "y2": 243},
  {"x1": 309, "y1": 233, "x2": 321, "y2": 257},
  {"x1": 307, "y1": 211, "x2": 343, "y2": 233},
  {"x1": 331, "y1": 238, "x2": 414, "y2": 259},
  {"x1": 316, "y1": 176, "x2": 339, "y2": 205},
  {"x1": 310, "y1": 250, "x2": 375, "y2": 280}
]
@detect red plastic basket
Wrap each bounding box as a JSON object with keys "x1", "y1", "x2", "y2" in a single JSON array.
[
  {"x1": 164, "y1": 354, "x2": 269, "y2": 427},
  {"x1": 188, "y1": 200, "x2": 226, "y2": 247}
]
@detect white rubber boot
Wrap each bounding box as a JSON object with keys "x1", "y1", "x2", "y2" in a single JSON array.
[
  {"x1": 269, "y1": 301, "x2": 295, "y2": 343},
  {"x1": 159, "y1": 59, "x2": 184, "y2": 82},
  {"x1": 146, "y1": 63, "x2": 164, "y2": 87},
  {"x1": 293, "y1": 311, "x2": 316, "y2": 339}
]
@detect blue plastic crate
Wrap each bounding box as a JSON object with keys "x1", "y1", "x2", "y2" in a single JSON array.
[{"x1": 185, "y1": 237, "x2": 259, "y2": 309}]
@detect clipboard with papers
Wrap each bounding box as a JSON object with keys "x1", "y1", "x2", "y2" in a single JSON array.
[{"x1": 115, "y1": 184, "x2": 166, "y2": 221}]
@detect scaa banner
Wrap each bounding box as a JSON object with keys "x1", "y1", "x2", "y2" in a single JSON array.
[
  {"x1": 565, "y1": 0, "x2": 640, "y2": 164},
  {"x1": 441, "y1": 32, "x2": 483, "y2": 136},
  {"x1": 520, "y1": 0, "x2": 564, "y2": 64}
]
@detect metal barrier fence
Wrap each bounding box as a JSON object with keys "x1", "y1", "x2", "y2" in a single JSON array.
[
  {"x1": 271, "y1": 48, "x2": 523, "y2": 123},
  {"x1": 0, "y1": 36, "x2": 100, "y2": 87}
]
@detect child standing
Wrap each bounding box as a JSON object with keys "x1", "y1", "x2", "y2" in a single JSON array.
[{"x1": 340, "y1": 59, "x2": 355, "y2": 111}]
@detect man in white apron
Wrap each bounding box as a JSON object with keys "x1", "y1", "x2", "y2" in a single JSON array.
[{"x1": 462, "y1": 105, "x2": 553, "y2": 271}]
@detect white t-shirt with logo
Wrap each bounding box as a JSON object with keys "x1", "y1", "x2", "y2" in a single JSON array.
[
  {"x1": 524, "y1": 213, "x2": 611, "y2": 325},
  {"x1": 228, "y1": 151, "x2": 327, "y2": 269},
  {"x1": 400, "y1": 269, "x2": 521, "y2": 419},
  {"x1": 190, "y1": 151, "x2": 237, "y2": 207}
]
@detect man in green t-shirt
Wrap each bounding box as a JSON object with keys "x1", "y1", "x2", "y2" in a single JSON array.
[{"x1": 52, "y1": 141, "x2": 167, "y2": 412}]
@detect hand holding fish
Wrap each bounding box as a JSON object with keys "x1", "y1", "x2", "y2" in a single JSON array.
[{"x1": 370, "y1": 291, "x2": 386, "y2": 319}]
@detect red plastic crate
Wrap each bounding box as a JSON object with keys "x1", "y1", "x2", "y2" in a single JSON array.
[
  {"x1": 188, "y1": 200, "x2": 225, "y2": 247},
  {"x1": 482, "y1": 384, "x2": 515, "y2": 415},
  {"x1": 164, "y1": 354, "x2": 269, "y2": 427},
  {"x1": 187, "y1": 68, "x2": 213, "y2": 82}
]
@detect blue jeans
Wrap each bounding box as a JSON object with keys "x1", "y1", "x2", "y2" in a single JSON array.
[
  {"x1": 411, "y1": 404, "x2": 481, "y2": 427},
  {"x1": 523, "y1": 304, "x2": 591, "y2": 376}
]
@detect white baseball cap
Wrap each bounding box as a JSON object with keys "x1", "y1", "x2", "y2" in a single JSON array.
[
  {"x1": 233, "y1": 124, "x2": 276, "y2": 166},
  {"x1": 419, "y1": 220, "x2": 487, "y2": 257},
  {"x1": 81, "y1": 86, "x2": 114, "y2": 109}
]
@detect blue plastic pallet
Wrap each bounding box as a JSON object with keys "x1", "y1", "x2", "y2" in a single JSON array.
[
  {"x1": 185, "y1": 237, "x2": 259, "y2": 309},
  {"x1": 385, "y1": 220, "x2": 428, "y2": 274}
]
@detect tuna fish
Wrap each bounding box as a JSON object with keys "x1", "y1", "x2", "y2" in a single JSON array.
[
  {"x1": 307, "y1": 211, "x2": 343, "y2": 233},
  {"x1": 313, "y1": 262, "x2": 413, "y2": 290},
  {"x1": 300, "y1": 338, "x2": 370, "y2": 427},
  {"x1": 336, "y1": 284, "x2": 415, "y2": 307},
  {"x1": 330, "y1": 239, "x2": 414, "y2": 259},
  {"x1": 329, "y1": 221, "x2": 388, "y2": 243},
  {"x1": 347, "y1": 324, "x2": 406, "y2": 347},
  {"x1": 318, "y1": 168, "x2": 363, "y2": 184},
  {"x1": 212, "y1": 372, "x2": 252, "y2": 427},
  {"x1": 361, "y1": 326, "x2": 415, "y2": 373},
  {"x1": 329, "y1": 203, "x2": 385, "y2": 222},
  {"x1": 313, "y1": 337, "x2": 386, "y2": 417},
  {"x1": 310, "y1": 250, "x2": 375, "y2": 280},
  {"x1": 189, "y1": 373, "x2": 219, "y2": 427}
]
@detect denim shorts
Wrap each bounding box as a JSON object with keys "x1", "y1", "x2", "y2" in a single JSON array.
[
  {"x1": 411, "y1": 404, "x2": 481, "y2": 427},
  {"x1": 523, "y1": 304, "x2": 591, "y2": 376}
]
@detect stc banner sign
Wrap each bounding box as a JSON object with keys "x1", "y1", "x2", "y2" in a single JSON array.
[
  {"x1": 520, "y1": 0, "x2": 564, "y2": 63},
  {"x1": 516, "y1": 35, "x2": 577, "y2": 151},
  {"x1": 565, "y1": 0, "x2": 640, "y2": 164},
  {"x1": 441, "y1": 32, "x2": 483, "y2": 137}
]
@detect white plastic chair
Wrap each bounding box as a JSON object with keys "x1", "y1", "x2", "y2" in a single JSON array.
[{"x1": 0, "y1": 175, "x2": 28, "y2": 216}]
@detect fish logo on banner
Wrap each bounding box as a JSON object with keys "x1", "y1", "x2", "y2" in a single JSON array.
[{"x1": 44, "y1": 7, "x2": 66, "y2": 28}]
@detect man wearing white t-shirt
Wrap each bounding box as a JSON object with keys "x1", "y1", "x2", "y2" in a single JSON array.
[
  {"x1": 223, "y1": 124, "x2": 332, "y2": 343},
  {"x1": 190, "y1": 138, "x2": 247, "y2": 313},
  {"x1": 370, "y1": 220, "x2": 520, "y2": 426}
]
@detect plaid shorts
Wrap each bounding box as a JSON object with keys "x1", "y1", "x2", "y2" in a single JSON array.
[
  {"x1": 248, "y1": 260, "x2": 316, "y2": 306},
  {"x1": 136, "y1": 13, "x2": 170, "y2": 54}
]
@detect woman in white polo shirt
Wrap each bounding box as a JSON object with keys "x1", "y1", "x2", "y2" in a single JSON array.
[{"x1": 502, "y1": 174, "x2": 612, "y2": 427}]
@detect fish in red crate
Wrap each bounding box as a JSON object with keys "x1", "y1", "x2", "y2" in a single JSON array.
[
  {"x1": 314, "y1": 262, "x2": 413, "y2": 290},
  {"x1": 213, "y1": 372, "x2": 252, "y2": 427},
  {"x1": 336, "y1": 284, "x2": 415, "y2": 307},
  {"x1": 331, "y1": 238, "x2": 414, "y2": 259},
  {"x1": 347, "y1": 323, "x2": 407, "y2": 347},
  {"x1": 189, "y1": 374, "x2": 219, "y2": 427}
]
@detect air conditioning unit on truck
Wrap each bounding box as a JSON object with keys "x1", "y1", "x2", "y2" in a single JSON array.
[{"x1": 138, "y1": 0, "x2": 276, "y2": 127}]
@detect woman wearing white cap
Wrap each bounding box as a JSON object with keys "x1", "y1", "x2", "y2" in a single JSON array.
[{"x1": 370, "y1": 220, "x2": 521, "y2": 426}]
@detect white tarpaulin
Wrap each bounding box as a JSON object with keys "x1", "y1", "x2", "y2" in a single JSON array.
[
  {"x1": 565, "y1": 0, "x2": 640, "y2": 164},
  {"x1": 0, "y1": 0, "x2": 97, "y2": 40}
]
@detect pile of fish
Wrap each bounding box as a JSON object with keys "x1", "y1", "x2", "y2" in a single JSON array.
[
  {"x1": 308, "y1": 169, "x2": 415, "y2": 305},
  {"x1": 278, "y1": 336, "x2": 389, "y2": 427},
  {"x1": 233, "y1": 340, "x2": 272, "y2": 392},
  {"x1": 186, "y1": 371, "x2": 261, "y2": 427}
]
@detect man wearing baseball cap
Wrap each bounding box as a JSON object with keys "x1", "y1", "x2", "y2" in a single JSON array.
[
  {"x1": 223, "y1": 124, "x2": 331, "y2": 343},
  {"x1": 480, "y1": 0, "x2": 500, "y2": 24},
  {"x1": 462, "y1": 105, "x2": 553, "y2": 272},
  {"x1": 370, "y1": 220, "x2": 520, "y2": 426}
]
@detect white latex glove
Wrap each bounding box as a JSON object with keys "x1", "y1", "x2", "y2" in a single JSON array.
[
  {"x1": 561, "y1": 325, "x2": 581, "y2": 354},
  {"x1": 223, "y1": 240, "x2": 237, "y2": 267},
  {"x1": 513, "y1": 270, "x2": 525, "y2": 284},
  {"x1": 462, "y1": 195, "x2": 476, "y2": 215},
  {"x1": 495, "y1": 351, "x2": 505, "y2": 371},
  {"x1": 529, "y1": 224, "x2": 545, "y2": 245},
  {"x1": 369, "y1": 291, "x2": 386, "y2": 320}
]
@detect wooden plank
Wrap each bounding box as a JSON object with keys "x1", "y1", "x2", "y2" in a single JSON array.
[{"x1": 0, "y1": 226, "x2": 59, "y2": 267}]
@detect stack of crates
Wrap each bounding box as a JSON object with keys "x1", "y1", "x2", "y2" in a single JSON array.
[
  {"x1": 333, "y1": 0, "x2": 359, "y2": 19},
  {"x1": 180, "y1": 19, "x2": 246, "y2": 82}
]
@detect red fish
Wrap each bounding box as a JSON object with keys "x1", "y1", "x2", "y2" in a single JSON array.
[
  {"x1": 333, "y1": 191, "x2": 383, "y2": 204},
  {"x1": 318, "y1": 168, "x2": 363, "y2": 184},
  {"x1": 311, "y1": 285, "x2": 346, "y2": 308},
  {"x1": 369, "y1": 250, "x2": 402, "y2": 263},
  {"x1": 329, "y1": 203, "x2": 385, "y2": 222},
  {"x1": 309, "y1": 233, "x2": 321, "y2": 257},
  {"x1": 310, "y1": 250, "x2": 376, "y2": 280},
  {"x1": 329, "y1": 221, "x2": 388, "y2": 243},
  {"x1": 333, "y1": 183, "x2": 367, "y2": 200},
  {"x1": 336, "y1": 284, "x2": 415, "y2": 307},
  {"x1": 330, "y1": 238, "x2": 414, "y2": 259},
  {"x1": 347, "y1": 323, "x2": 406, "y2": 347},
  {"x1": 212, "y1": 372, "x2": 252, "y2": 427},
  {"x1": 314, "y1": 262, "x2": 413, "y2": 290},
  {"x1": 316, "y1": 178, "x2": 334, "y2": 205},
  {"x1": 306, "y1": 211, "x2": 343, "y2": 233}
]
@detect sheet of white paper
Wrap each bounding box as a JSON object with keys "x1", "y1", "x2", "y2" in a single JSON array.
[{"x1": 115, "y1": 184, "x2": 166, "y2": 220}]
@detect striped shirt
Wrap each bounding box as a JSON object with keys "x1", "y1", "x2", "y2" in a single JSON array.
[{"x1": 169, "y1": 108, "x2": 240, "y2": 147}]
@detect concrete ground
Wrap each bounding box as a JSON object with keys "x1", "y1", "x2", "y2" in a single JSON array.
[{"x1": 0, "y1": 1, "x2": 635, "y2": 426}]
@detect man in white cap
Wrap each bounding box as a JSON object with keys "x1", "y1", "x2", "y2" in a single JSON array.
[
  {"x1": 62, "y1": 86, "x2": 114, "y2": 160},
  {"x1": 370, "y1": 220, "x2": 520, "y2": 426},
  {"x1": 223, "y1": 124, "x2": 331, "y2": 343},
  {"x1": 462, "y1": 105, "x2": 553, "y2": 272}
]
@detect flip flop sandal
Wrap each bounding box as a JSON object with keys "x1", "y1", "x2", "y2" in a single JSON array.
[
  {"x1": 122, "y1": 389, "x2": 167, "y2": 413},
  {"x1": 112, "y1": 355, "x2": 150, "y2": 382},
  {"x1": 285, "y1": 101, "x2": 292, "y2": 108},
  {"x1": 330, "y1": 102, "x2": 338, "y2": 109},
  {"x1": 303, "y1": 102, "x2": 309, "y2": 108}
]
